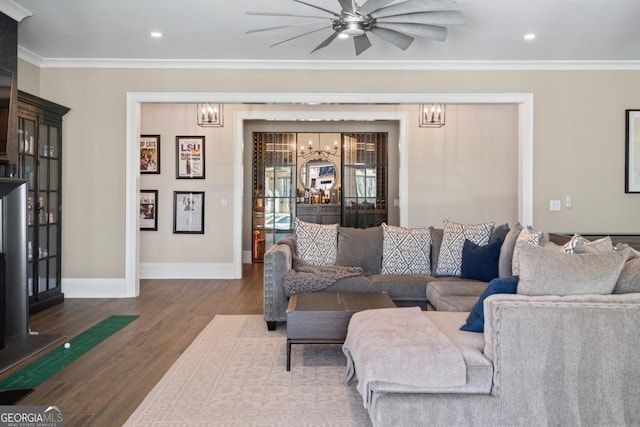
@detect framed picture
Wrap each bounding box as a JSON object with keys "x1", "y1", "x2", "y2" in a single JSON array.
[
  {"x1": 140, "y1": 135, "x2": 160, "y2": 174},
  {"x1": 173, "y1": 191, "x2": 205, "y2": 234},
  {"x1": 176, "y1": 136, "x2": 205, "y2": 179},
  {"x1": 140, "y1": 190, "x2": 158, "y2": 231},
  {"x1": 626, "y1": 110, "x2": 640, "y2": 193}
]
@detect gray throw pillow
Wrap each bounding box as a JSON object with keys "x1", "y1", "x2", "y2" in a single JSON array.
[
  {"x1": 498, "y1": 223, "x2": 523, "y2": 278},
  {"x1": 335, "y1": 226, "x2": 382, "y2": 275},
  {"x1": 517, "y1": 244, "x2": 628, "y2": 296},
  {"x1": 614, "y1": 258, "x2": 640, "y2": 294}
]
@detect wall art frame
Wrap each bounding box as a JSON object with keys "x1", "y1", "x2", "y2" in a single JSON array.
[
  {"x1": 626, "y1": 110, "x2": 640, "y2": 193},
  {"x1": 176, "y1": 135, "x2": 205, "y2": 179},
  {"x1": 173, "y1": 191, "x2": 205, "y2": 234},
  {"x1": 140, "y1": 134, "x2": 160, "y2": 174},
  {"x1": 139, "y1": 189, "x2": 158, "y2": 231}
]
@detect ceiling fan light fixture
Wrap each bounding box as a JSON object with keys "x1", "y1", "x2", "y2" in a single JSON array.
[{"x1": 342, "y1": 20, "x2": 365, "y2": 36}]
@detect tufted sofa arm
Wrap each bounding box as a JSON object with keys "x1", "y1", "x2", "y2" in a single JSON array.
[{"x1": 263, "y1": 242, "x2": 293, "y2": 330}]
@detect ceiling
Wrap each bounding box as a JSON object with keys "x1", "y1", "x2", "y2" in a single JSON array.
[{"x1": 7, "y1": 0, "x2": 640, "y2": 68}]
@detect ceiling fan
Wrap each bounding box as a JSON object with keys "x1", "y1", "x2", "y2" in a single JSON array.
[{"x1": 246, "y1": 0, "x2": 466, "y2": 56}]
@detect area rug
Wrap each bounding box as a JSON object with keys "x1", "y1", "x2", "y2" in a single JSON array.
[
  {"x1": 124, "y1": 315, "x2": 371, "y2": 426},
  {"x1": 0, "y1": 315, "x2": 139, "y2": 392}
]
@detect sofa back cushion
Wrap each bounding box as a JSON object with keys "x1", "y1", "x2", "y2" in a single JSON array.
[
  {"x1": 430, "y1": 227, "x2": 444, "y2": 274},
  {"x1": 335, "y1": 226, "x2": 382, "y2": 275},
  {"x1": 381, "y1": 223, "x2": 432, "y2": 275},
  {"x1": 517, "y1": 244, "x2": 628, "y2": 296},
  {"x1": 294, "y1": 218, "x2": 338, "y2": 267},
  {"x1": 498, "y1": 223, "x2": 523, "y2": 277}
]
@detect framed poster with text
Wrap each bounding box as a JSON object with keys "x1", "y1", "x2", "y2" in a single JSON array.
[
  {"x1": 139, "y1": 190, "x2": 158, "y2": 231},
  {"x1": 173, "y1": 191, "x2": 205, "y2": 234},
  {"x1": 140, "y1": 135, "x2": 160, "y2": 174},
  {"x1": 176, "y1": 136, "x2": 205, "y2": 179}
]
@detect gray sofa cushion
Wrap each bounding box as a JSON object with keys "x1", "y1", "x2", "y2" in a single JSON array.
[
  {"x1": 335, "y1": 226, "x2": 382, "y2": 275},
  {"x1": 517, "y1": 244, "x2": 628, "y2": 296},
  {"x1": 426, "y1": 279, "x2": 488, "y2": 312},
  {"x1": 498, "y1": 222, "x2": 523, "y2": 277},
  {"x1": 430, "y1": 227, "x2": 444, "y2": 274},
  {"x1": 424, "y1": 311, "x2": 493, "y2": 394}
]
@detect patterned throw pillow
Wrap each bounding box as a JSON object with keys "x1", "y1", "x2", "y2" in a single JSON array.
[
  {"x1": 563, "y1": 234, "x2": 613, "y2": 254},
  {"x1": 436, "y1": 220, "x2": 494, "y2": 277},
  {"x1": 511, "y1": 227, "x2": 544, "y2": 275},
  {"x1": 381, "y1": 223, "x2": 432, "y2": 275},
  {"x1": 294, "y1": 218, "x2": 338, "y2": 267}
]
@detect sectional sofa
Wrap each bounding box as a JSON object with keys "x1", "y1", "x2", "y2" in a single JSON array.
[
  {"x1": 264, "y1": 219, "x2": 640, "y2": 425},
  {"x1": 264, "y1": 219, "x2": 513, "y2": 330}
]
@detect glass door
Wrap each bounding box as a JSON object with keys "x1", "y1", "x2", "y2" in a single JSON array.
[{"x1": 17, "y1": 115, "x2": 36, "y2": 298}]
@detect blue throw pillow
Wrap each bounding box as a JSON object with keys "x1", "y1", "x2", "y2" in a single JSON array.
[
  {"x1": 460, "y1": 276, "x2": 519, "y2": 333},
  {"x1": 460, "y1": 238, "x2": 501, "y2": 282}
]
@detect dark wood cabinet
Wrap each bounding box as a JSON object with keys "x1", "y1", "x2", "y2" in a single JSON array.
[{"x1": 16, "y1": 91, "x2": 69, "y2": 313}]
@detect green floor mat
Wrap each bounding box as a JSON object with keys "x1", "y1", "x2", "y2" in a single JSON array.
[{"x1": 0, "y1": 315, "x2": 139, "y2": 391}]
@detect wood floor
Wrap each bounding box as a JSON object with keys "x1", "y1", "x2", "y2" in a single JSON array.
[{"x1": 0, "y1": 263, "x2": 265, "y2": 427}]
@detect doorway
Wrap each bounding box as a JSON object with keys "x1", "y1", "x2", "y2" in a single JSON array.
[{"x1": 125, "y1": 93, "x2": 533, "y2": 298}]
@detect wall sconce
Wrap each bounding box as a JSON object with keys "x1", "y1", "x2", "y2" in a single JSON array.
[
  {"x1": 197, "y1": 103, "x2": 224, "y2": 127},
  {"x1": 419, "y1": 104, "x2": 445, "y2": 128}
]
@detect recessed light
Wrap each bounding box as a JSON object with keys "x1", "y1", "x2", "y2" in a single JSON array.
[
  {"x1": 523, "y1": 33, "x2": 536, "y2": 41},
  {"x1": 150, "y1": 31, "x2": 162, "y2": 38}
]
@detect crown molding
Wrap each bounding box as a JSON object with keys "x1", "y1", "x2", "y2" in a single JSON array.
[
  {"x1": 0, "y1": 0, "x2": 32, "y2": 22},
  {"x1": 18, "y1": 47, "x2": 640, "y2": 71}
]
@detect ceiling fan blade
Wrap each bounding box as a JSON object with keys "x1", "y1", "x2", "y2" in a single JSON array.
[
  {"x1": 247, "y1": 11, "x2": 331, "y2": 20},
  {"x1": 270, "y1": 26, "x2": 331, "y2": 47},
  {"x1": 293, "y1": 0, "x2": 341, "y2": 17},
  {"x1": 311, "y1": 32, "x2": 340, "y2": 53},
  {"x1": 338, "y1": 0, "x2": 355, "y2": 13},
  {"x1": 371, "y1": 0, "x2": 457, "y2": 18},
  {"x1": 246, "y1": 22, "x2": 329, "y2": 35},
  {"x1": 375, "y1": 11, "x2": 466, "y2": 25},
  {"x1": 357, "y1": 0, "x2": 400, "y2": 16},
  {"x1": 369, "y1": 26, "x2": 414, "y2": 50},
  {"x1": 375, "y1": 23, "x2": 447, "y2": 41},
  {"x1": 353, "y1": 34, "x2": 373, "y2": 55}
]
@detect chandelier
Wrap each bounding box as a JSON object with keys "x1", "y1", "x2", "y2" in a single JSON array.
[
  {"x1": 197, "y1": 103, "x2": 223, "y2": 127},
  {"x1": 298, "y1": 139, "x2": 339, "y2": 159},
  {"x1": 419, "y1": 104, "x2": 446, "y2": 128}
]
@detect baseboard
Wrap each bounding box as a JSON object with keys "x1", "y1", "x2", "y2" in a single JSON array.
[
  {"x1": 62, "y1": 278, "x2": 129, "y2": 298},
  {"x1": 62, "y1": 263, "x2": 240, "y2": 298},
  {"x1": 139, "y1": 263, "x2": 237, "y2": 279}
]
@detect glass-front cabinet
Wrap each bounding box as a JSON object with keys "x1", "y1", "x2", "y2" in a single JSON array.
[
  {"x1": 252, "y1": 133, "x2": 296, "y2": 262},
  {"x1": 17, "y1": 91, "x2": 69, "y2": 313},
  {"x1": 342, "y1": 133, "x2": 388, "y2": 228}
]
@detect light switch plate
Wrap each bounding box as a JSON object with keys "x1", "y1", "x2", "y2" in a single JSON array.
[{"x1": 549, "y1": 200, "x2": 561, "y2": 211}]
